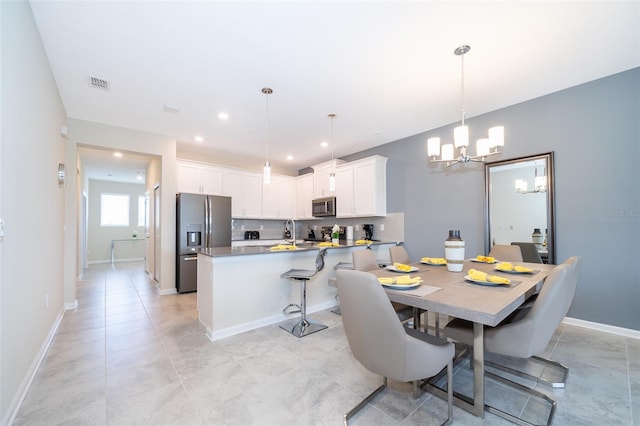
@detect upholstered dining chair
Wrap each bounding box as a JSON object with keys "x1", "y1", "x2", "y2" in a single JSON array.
[
  {"x1": 353, "y1": 249, "x2": 414, "y2": 322},
  {"x1": 444, "y1": 257, "x2": 581, "y2": 425},
  {"x1": 389, "y1": 244, "x2": 411, "y2": 265},
  {"x1": 488, "y1": 244, "x2": 523, "y2": 262},
  {"x1": 336, "y1": 269, "x2": 454, "y2": 426},
  {"x1": 511, "y1": 242, "x2": 543, "y2": 263}
]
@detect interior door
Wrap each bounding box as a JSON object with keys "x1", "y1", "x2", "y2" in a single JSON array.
[{"x1": 153, "y1": 185, "x2": 161, "y2": 283}]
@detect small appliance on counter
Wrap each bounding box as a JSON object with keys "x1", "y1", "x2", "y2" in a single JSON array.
[
  {"x1": 244, "y1": 230, "x2": 260, "y2": 240},
  {"x1": 362, "y1": 224, "x2": 375, "y2": 241}
]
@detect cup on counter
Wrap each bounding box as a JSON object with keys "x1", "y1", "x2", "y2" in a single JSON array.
[{"x1": 346, "y1": 226, "x2": 354, "y2": 241}]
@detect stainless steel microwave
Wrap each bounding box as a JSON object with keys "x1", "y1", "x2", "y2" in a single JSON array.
[{"x1": 312, "y1": 197, "x2": 336, "y2": 217}]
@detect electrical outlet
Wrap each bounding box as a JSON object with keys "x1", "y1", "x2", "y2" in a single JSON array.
[
  {"x1": 0, "y1": 219, "x2": 4, "y2": 241},
  {"x1": 380, "y1": 224, "x2": 385, "y2": 231},
  {"x1": 260, "y1": 225, "x2": 264, "y2": 230},
  {"x1": 240, "y1": 225, "x2": 245, "y2": 230},
  {"x1": 45, "y1": 294, "x2": 49, "y2": 309}
]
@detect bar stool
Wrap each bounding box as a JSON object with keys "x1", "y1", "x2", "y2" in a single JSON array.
[{"x1": 280, "y1": 248, "x2": 328, "y2": 337}]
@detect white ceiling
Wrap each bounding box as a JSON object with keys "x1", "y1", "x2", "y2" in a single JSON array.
[{"x1": 30, "y1": 1, "x2": 639, "y2": 179}]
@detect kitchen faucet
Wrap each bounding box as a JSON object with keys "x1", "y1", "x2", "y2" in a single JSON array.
[{"x1": 285, "y1": 218, "x2": 296, "y2": 245}]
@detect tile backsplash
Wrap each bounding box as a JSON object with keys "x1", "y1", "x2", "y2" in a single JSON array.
[{"x1": 232, "y1": 212, "x2": 404, "y2": 242}]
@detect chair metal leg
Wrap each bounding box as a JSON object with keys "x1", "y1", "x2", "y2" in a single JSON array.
[
  {"x1": 486, "y1": 355, "x2": 568, "y2": 388},
  {"x1": 343, "y1": 379, "x2": 387, "y2": 426},
  {"x1": 442, "y1": 359, "x2": 453, "y2": 426},
  {"x1": 280, "y1": 279, "x2": 327, "y2": 338}
]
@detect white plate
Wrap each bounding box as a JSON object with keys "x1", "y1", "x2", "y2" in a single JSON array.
[
  {"x1": 420, "y1": 260, "x2": 446, "y2": 266},
  {"x1": 386, "y1": 265, "x2": 419, "y2": 273},
  {"x1": 464, "y1": 275, "x2": 511, "y2": 286},
  {"x1": 380, "y1": 282, "x2": 422, "y2": 290},
  {"x1": 470, "y1": 258, "x2": 498, "y2": 264}
]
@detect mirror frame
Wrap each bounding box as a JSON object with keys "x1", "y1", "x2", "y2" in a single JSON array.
[{"x1": 484, "y1": 152, "x2": 556, "y2": 264}]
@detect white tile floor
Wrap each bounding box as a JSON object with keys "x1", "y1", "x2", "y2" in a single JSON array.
[{"x1": 12, "y1": 262, "x2": 640, "y2": 425}]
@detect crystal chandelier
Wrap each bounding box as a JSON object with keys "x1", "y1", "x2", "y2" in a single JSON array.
[{"x1": 427, "y1": 45, "x2": 504, "y2": 167}]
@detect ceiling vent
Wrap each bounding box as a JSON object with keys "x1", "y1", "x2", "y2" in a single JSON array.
[{"x1": 88, "y1": 76, "x2": 110, "y2": 90}]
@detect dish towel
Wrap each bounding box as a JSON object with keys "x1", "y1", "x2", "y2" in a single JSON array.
[
  {"x1": 476, "y1": 255, "x2": 496, "y2": 263},
  {"x1": 317, "y1": 242, "x2": 340, "y2": 247},
  {"x1": 468, "y1": 269, "x2": 511, "y2": 284},
  {"x1": 355, "y1": 239, "x2": 373, "y2": 245},
  {"x1": 378, "y1": 275, "x2": 422, "y2": 285},
  {"x1": 421, "y1": 257, "x2": 446, "y2": 265},
  {"x1": 496, "y1": 262, "x2": 533, "y2": 273},
  {"x1": 393, "y1": 262, "x2": 413, "y2": 272},
  {"x1": 269, "y1": 244, "x2": 297, "y2": 251}
]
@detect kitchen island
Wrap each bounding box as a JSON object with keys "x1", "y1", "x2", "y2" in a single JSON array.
[{"x1": 197, "y1": 241, "x2": 396, "y2": 340}]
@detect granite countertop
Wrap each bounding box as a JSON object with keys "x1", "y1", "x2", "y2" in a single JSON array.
[{"x1": 200, "y1": 240, "x2": 399, "y2": 257}]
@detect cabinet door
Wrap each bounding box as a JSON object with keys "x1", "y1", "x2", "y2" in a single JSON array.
[
  {"x1": 353, "y1": 156, "x2": 387, "y2": 217},
  {"x1": 276, "y1": 177, "x2": 295, "y2": 218},
  {"x1": 223, "y1": 170, "x2": 245, "y2": 217},
  {"x1": 335, "y1": 165, "x2": 354, "y2": 217},
  {"x1": 296, "y1": 174, "x2": 314, "y2": 219},
  {"x1": 240, "y1": 172, "x2": 263, "y2": 218},
  {"x1": 200, "y1": 166, "x2": 223, "y2": 195},
  {"x1": 313, "y1": 165, "x2": 332, "y2": 198},
  {"x1": 177, "y1": 162, "x2": 203, "y2": 193}
]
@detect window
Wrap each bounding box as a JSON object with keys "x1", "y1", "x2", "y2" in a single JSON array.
[
  {"x1": 138, "y1": 195, "x2": 146, "y2": 227},
  {"x1": 100, "y1": 193, "x2": 130, "y2": 226}
]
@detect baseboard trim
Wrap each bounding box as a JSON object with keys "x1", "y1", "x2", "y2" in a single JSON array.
[
  {"x1": 64, "y1": 299, "x2": 78, "y2": 310},
  {"x1": 205, "y1": 300, "x2": 338, "y2": 342},
  {"x1": 156, "y1": 286, "x2": 177, "y2": 296},
  {"x1": 3, "y1": 307, "x2": 65, "y2": 426},
  {"x1": 87, "y1": 257, "x2": 144, "y2": 265},
  {"x1": 563, "y1": 316, "x2": 640, "y2": 340}
]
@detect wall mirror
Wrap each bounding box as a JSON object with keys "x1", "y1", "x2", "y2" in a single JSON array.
[{"x1": 484, "y1": 152, "x2": 555, "y2": 264}]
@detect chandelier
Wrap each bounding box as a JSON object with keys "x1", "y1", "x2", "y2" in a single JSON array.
[
  {"x1": 427, "y1": 45, "x2": 504, "y2": 167},
  {"x1": 262, "y1": 87, "x2": 272, "y2": 184},
  {"x1": 516, "y1": 167, "x2": 547, "y2": 194}
]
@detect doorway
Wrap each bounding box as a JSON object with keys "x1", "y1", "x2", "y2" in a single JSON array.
[{"x1": 154, "y1": 184, "x2": 161, "y2": 283}]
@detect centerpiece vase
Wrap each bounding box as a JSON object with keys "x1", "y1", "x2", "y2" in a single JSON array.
[{"x1": 445, "y1": 230, "x2": 465, "y2": 272}]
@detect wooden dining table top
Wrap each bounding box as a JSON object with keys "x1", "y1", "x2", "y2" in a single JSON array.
[{"x1": 370, "y1": 260, "x2": 556, "y2": 327}]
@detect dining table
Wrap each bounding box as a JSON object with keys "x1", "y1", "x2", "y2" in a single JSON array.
[{"x1": 369, "y1": 259, "x2": 556, "y2": 418}]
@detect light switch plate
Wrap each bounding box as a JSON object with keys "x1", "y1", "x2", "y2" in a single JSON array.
[{"x1": 0, "y1": 219, "x2": 4, "y2": 241}]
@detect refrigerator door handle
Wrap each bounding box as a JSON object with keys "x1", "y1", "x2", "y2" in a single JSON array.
[
  {"x1": 203, "y1": 197, "x2": 209, "y2": 248},
  {"x1": 183, "y1": 256, "x2": 198, "y2": 261}
]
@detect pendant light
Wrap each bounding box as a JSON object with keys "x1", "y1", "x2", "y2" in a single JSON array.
[
  {"x1": 427, "y1": 45, "x2": 504, "y2": 167},
  {"x1": 262, "y1": 87, "x2": 272, "y2": 184},
  {"x1": 328, "y1": 113, "x2": 337, "y2": 192}
]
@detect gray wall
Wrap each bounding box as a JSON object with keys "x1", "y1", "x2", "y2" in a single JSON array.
[
  {"x1": 0, "y1": 0, "x2": 68, "y2": 421},
  {"x1": 341, "y1": 68, "x2": 640, "y2": 331}
]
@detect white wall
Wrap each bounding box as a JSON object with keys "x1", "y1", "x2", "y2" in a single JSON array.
[
  {"x1": 0, "y1": 1, "x2": 67, "y2": 422},
  {"x1": 66, "y1": 119, "x2": 176, "y2": 295},
  {"x1": 87, "y1": 180, "x2": 146, "y2": 263}
]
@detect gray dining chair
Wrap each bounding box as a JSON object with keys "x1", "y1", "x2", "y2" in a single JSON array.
[
  {"x1": 336, "y1": 269, "x2": 454, "y2": 426},
  {"x1": 279, "y1": 248, "x2": 328, "y2": 337},
  {"x1": 444, "y1": 256, "x2": 581, "y2": 425},
  {"x1": 511, "y1": 242, "x2": 543, "y2": 263},
  {"x1": 353, "y1": 249, "x2": 414, "y2": 322},
  {"x1": 389, "y1": 244, "x2": 411, "y2": 265},
  {"x1": 488, "y1": 244, "x2": 523, "y2": 262}
]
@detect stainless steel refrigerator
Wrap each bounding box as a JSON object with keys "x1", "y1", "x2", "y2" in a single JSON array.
[{"x1": 176, "y1": 193, "x2": 232, "y2": 293}]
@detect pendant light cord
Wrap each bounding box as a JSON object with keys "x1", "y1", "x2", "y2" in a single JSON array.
[{"x1": 460, "y1": 49, "x2": 465, "y2": 126}]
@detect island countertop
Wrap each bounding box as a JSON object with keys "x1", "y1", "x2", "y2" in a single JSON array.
[{"x1": 199, "y1": 240, "x2": 399, "y2": 257}]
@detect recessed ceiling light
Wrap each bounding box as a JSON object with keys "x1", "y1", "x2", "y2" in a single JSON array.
[
  {"x1": 286, "y1": 155, "x2": 293, "y2": 161},
  {"x1": 321, "y1": 141, "x2": 329, "y2": 148},
  {"x1": 194, "y1": 136, "x2": 204, "y2": 143},
  {"x1": 113, "y1": 152, "x2": 123, "y2": 158},
  {"x1": 136, "y1": 175, "x2": 143, "y2": 181},
  {"x1": 218, "y1": 112, "x2": 229, "y2": 120}
]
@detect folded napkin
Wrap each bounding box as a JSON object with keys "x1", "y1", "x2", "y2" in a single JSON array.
[
  {"x1": 476, "y1": 255, "x2": 496, "y2": 263},
  {"x1": 496, "y1": 262, "x2": 533, "y2": 273},
  {"x1": 378, "y1": 275, "x2": 422, "y2": 285},
  {"x1": 317, "y1": 241, "x2": 339, "y2": 247},
  {"x1": 269, "y1": 244, "x2": 297, "y2": 251},
  {"x1": 393, "y1": 262, "x2": 413, "y2": 272},
  {"x1": 421, "y1": 257, "x2": 446, "y2": 265},
  {"x1": 468, "y1": 268, "x2": 511, "y2": 284},
  {"x1": 355, "y1": 239, "x2": 373, "y2": 245}
]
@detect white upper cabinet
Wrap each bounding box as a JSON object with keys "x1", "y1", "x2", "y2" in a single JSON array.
[
  {"x1": 262, "y1": 175, "x2": 295, "y2": 219},
  {"x1": 312, "y1": 159, "x2": 345, "y2": 198},
  {"x1": 177, "y1": 161, "x2": 223, "y2": 195},
  {"x1": 295, "y1": 174, "x2": 315, "y2": 219},
  {"x1": 336, "y1": 155, "x2": 387, "y2": 218},
  {"x1": 223, "y1": 169, "x2": 262, "y2": 218}
]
